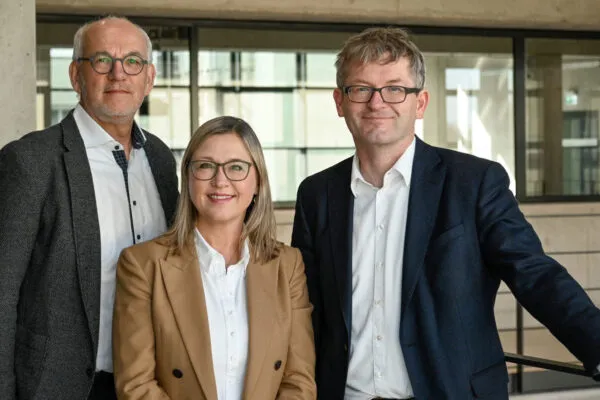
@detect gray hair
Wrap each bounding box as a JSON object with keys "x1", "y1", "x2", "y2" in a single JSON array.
[
  {"x1": 335, "y1": 27, "x2": 426, "y2": 89},
  {"x1": 72, "y1": 16, "x2": 153, "y2": 60}
]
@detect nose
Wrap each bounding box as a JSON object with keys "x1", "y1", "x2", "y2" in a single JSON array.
[
  {"x1": 368, "y1": 89, "x2": 386, "y2": 108},
  {"x1": 108, "y1": 59, "x2": 127, "y2": 80},
  {"x1": 211, "y1": 165, "x2": 229, "y2": 186}
]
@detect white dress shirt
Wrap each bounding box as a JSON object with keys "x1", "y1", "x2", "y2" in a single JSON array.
[
  {"x1": 74, "y1": 104, "x2": 167, "y2": 372},
  {"x1": 194, "y1": 229, "x2": 250, "y2": 400},
  {"x1": 345, "y1": 138, "x2": 416, "y2": 400}
]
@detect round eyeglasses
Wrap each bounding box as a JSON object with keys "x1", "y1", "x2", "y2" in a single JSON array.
[
  {"x1": 189, "y1": 160, "x2": 253, "y2": 181},
  {"x1": 76, "y1": 52, "x2": 149, "y2": 76},
  {"x1": 343, "y1": 85, "x2": 422, "y2": 104}
]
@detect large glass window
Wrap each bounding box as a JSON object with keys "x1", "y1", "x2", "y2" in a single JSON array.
[
  {"x1": 138, "y1": 26, "x2": 190, "y2": 160},
  {"x1": 526, "y1": 39, "x2": 600, "y2": 197},
  {"x1": 196, "y1": 36, "x2": 355, "y2": 202},
  {"x1": 419, "y1": 39, "x2": 515, "y2": 193}
]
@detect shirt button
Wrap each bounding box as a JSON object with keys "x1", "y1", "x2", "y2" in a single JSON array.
[
  {"x1": 377, "y1": 224, "x2": 384, "y2": 230},
  {"x1": 375, "y1": 299, "x2": 382, "y2": 305},
  {"x1": 114, "y1": 145, "x2": 120, "y2": 150},
  {"x1": 132, "y1": 200, "x2": 137, "y2": 206},
  {"x1": 377, "y1": 262, "x2": 383, "y2": 269},
  {"x1": 137, "y1": 234, "x2": 141, "y2": 240},
  {"x1": 230, "y1": 331, "x2": 235, "y2": 337},
  {"x1": 376, "y1": 335, "x2": 382, "y2": 341}
]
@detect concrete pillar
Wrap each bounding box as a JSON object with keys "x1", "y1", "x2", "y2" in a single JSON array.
[{"x1": 0, "y1": 0, "x2": 37, "y2": 148}]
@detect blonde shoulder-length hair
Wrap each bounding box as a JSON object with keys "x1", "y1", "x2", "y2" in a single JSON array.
[{"x1": 164, "y1": 116, "x2": 279, "y2": 264}]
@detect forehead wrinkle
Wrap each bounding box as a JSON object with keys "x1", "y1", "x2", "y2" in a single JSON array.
[
  {"x1": 346, "y1": 59, "x2": 415, "y2": 87},
  {"x1": 193, "y1": 147, "x2": 252, "y2": 163},
  {"x1": 84, "y1": 23, "x2": 149, "y2": 58}
]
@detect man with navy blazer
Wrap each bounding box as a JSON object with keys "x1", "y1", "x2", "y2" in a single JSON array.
[
  {"x1": 292, "y1": 27, "x2": 600, "y2": 400},
  {"x1": 0, "y1": 17, "x2": 178, "y2": 400}
]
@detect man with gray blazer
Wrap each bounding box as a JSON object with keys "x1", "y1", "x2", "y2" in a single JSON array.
[{"x1": 0, "y1": 16, "x2": 179, "y2": 400}]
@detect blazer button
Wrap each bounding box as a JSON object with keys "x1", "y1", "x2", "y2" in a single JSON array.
[
  {"x1": 172, "y1": 369, "x2": 183, "y2": 378},
  {"x1": 274, "y1": 360, "x2": 282, "y2": 371},
  {"x1": 344, "y1": 344, "x2": 348, "y2": 352}
]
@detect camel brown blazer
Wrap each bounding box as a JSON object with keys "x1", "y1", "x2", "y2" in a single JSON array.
[{"x1": 112, "y1": 236, "x2": 316, "y2": 400}]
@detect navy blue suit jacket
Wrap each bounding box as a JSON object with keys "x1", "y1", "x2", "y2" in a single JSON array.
[{"x1": 291, "y1": 137, "x2": 600, "y2": 400}]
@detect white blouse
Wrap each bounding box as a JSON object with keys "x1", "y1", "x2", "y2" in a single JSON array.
[{"x1": 194, "y1": 229, "x2": 250, "y2": 400}]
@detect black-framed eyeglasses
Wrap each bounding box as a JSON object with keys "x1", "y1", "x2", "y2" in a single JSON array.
[
  {"x1": 189, "y1": 159, "x2": 253, "y2": 181},
  {"x1": 343, "y1": 85, "x2": 422, "y2": 104},
  {"x1": 76, "y1": 52, "x2": 149, "y2": 76}
]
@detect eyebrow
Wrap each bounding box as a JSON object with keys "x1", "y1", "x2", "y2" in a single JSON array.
[
  {"x1": 347, "y1": 79, "x2": 406, "y2": 86},
  {"x1": 89, "y1": 51, "x2": 146, "y2": 59},
  {"x1": 194, "y1": 157, "x2": 253, "y2": 163}
]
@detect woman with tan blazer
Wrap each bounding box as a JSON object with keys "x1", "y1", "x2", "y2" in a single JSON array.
[{"x1": 112, "y1": 116, "x2": 316, "y2": 400}]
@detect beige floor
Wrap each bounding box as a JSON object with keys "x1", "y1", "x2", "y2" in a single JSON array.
[{"x1": 510, "y1": 388, "x2": 600, "y2": 399}]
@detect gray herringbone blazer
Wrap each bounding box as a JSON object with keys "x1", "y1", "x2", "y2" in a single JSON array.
[{"x1": 0, "y1": 111, "x2": 179, "y2": 400}]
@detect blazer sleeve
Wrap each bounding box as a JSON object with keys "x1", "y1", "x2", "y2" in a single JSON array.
[
  {"x1": 277, "y1": 248, "x2": 317, "y2": 399},
  {"x1": 476, "y1": 162, "x2": 600, "y2": 372},
  {"x1": 291, "y1": 181, "x2": 322, "y2": 354},
  {"x1": 113, "y1": 247, "x2": 171, "y2": 400},
  {"x1": 0, "y1": 142, "x2": 44, "y2": 399}
]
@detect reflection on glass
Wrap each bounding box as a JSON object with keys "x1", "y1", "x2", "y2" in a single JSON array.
[
  {"x1": 50, "y1": 48, "x2": 73, "y2": 90},
  {"x1": 139, "y1": 88, "x2": 191, "y2": 149},
  {"x1": 445, "y1": 68, "x2": 481, "y2": 91},
  {"x1": 422, "y1": 53, "x2": 514, "y2": 192},
  {"x1": 221, "y1": 92, "x2": 301, "y2": 147},
  {"x1": 153, "y1": 50, "x2": 190, "y2": 86},
  {"x1": 306, "y1": 53, "x2": 337, "y2": 87},
  {"x1": 51, "y1": 90, "x2": 78, "y2": 124},
  {"x1": 304, "y1": 89, "x2": 353, "y2": 148},
  {"x1": 306, "y1": 149, "x2": 354, "y2": 175},
  {"x1": 240, "y1": 52, "x2": 296, "y2": 87},
  {"x1": 263, "y1": 149, "x2": 305, "y2": 201},
  {"x1": 198, "y1": 51, "x2": 231, "y2": 86},
  {"x1": 198, "y1": 89, "x2": 222, "y2": 125},
  {"x1": 526, "y1": 41, "x2": 600, "y2": 196}
]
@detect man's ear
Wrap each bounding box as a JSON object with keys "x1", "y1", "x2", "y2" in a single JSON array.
[
  {"x1": 69, "y1": 61, "x2": 81, "y2": 95},
  {"x1": 144, "y1": 64, "x2": 156, "y2": 96},
  {"x1": 333, "y1": 88, "x2": 344, "y2": 117},
  {"x1": 416, "y1": 89, "x2": 429, "y2": 119}
]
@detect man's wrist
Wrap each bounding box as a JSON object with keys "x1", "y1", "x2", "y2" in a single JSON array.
[{"x1": 593, "y1": 364, "x2": 600, "y2": 381}]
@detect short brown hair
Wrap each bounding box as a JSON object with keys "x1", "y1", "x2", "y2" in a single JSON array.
[{"x1": 335, "y1": 27, "x2": 425, "y2": 89}]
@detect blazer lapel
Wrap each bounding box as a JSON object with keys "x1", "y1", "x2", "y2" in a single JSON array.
[
  {"x1": 243, "y1": 258, "x2": 278, "y2": 399},
  {"x1": 401, "y1": 138, "x2": 446, "y2": 318},
  {"x1": 62, "y1": 112, "x2": 102, "y2": 355},
  {"x1": 328, "y1": 159, "x2": 354, "y2": 342},
  {"x1": 160, "y1": 247, "x2": 218, "y2": 400}
]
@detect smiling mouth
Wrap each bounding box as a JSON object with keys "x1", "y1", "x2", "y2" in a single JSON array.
[
  {"x1": 208, "y1": 194, "x2": 234, "y2": 200},
  {"x1": 364, "y1": 115, "x2": 393, "y2": 119}
]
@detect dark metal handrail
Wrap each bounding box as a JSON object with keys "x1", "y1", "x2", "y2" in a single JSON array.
[{"x1": 505, "y1": 352, "x2": 590, "y2": 377}]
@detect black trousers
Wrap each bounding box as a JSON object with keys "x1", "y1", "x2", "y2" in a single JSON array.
[{"x1": 88, "y1": 371, "x2": 117, "y2": 400}]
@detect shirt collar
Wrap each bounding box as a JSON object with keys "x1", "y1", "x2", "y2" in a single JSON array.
[
  {"x1": 73, "y1": 104, "x2": 147, "y2": 149},
  {"x1": 350, "y1": 136, "x2": 416, "y2": 197},
  {"x1": 194, "y1": 228, "x2": 250, "y2": 275}
]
